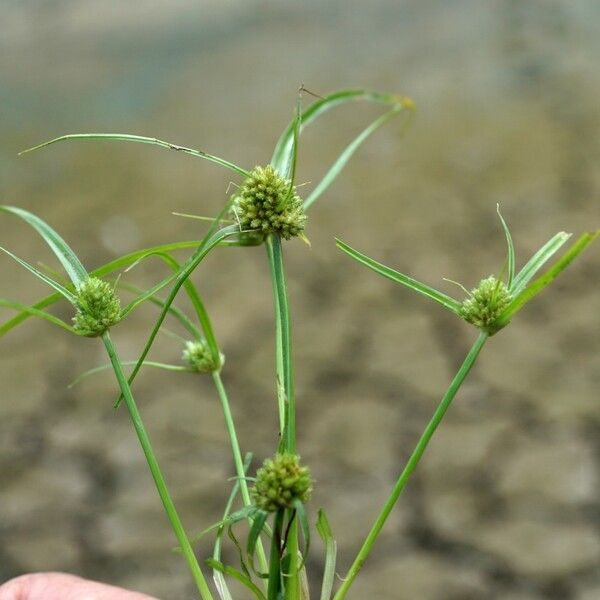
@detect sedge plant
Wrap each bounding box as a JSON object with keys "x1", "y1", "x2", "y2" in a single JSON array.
[{"x1": 0, "y1": 88, "x2": 597, "y2": 600}]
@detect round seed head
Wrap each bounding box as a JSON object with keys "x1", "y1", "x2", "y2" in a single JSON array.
[
  {"x1": 72, "y1": 277, "x2": 121, "y2": 337},
  {"x1": 252, "y1": 453, "x2": 312, "y2": 512},
  {"x1": 182, "y1": 339, "x2": 222, "y2": 373},
  {"x1": 231, "y1": 165, "x2": 306, "y2": 240},
  {"x1": 459, "y1": 276, "x2": 512, "y2": 334}
]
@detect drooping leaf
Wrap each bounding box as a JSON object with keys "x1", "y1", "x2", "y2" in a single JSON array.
[
  {"x1": 271, "y1": 88, "x2": 413, "y2": 176},
  {"x1": 68, "y1": 360, "x2": 191, "y2": 388},
  {"x1": 304, "y1": 106, "x2": 409, "y2": 210},
  {"x1": 20, "y1": 133, "x2": 250, "y2": 178},
  {"x1": 0, "y1": 246, "x2": 75, "y2": 302},
  {"x1": 336, "y1": 239, "x2": 462, "y2": 314},
  {"x1": 0, "y1": 240, "x2": 203, "y2": 337},
  {"x1": 0, "y1": 206, "x2": 88, "y2": 288},
  {"x1": 0, "y1": 298, "x2": 75, "y2": 333}
]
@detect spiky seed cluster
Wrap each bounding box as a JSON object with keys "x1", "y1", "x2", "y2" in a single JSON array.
[
  {"x1": 251, "y1": 453, "x2": 312, "y2": 512},
  {"x1": 459, "y1": 276, "x2": 512, "y2": 334},
  {"x1": 182, "y1": 339, "x2": 222, "y2": 373},
  {"x1": 231, "y1": 165, "x2": 306, "y2": 240},
  {"x1": 72, "y1": 277, "x2": 121, "y2": 337}
]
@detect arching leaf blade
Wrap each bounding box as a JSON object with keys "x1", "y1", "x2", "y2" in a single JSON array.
[
  {"x1": 0, "y1": 206, "x2": 88, "y2": 288},
  {"x1": 304, "y1": 106, "x2": 410, "y2": 210},
  {"x1": 20, "y1": 133, "x2": 250, "y2": 178},
  {"x1": 271, "y1": 88, "x2": 413, "y2": 175},
  {"x1": 0, "y1": 246, "x2": 75, "y2": 302},
  {"x1": 0, "y1": 298, "x2": 75, "y2": 333},
  {"x1": 336, "y1": 239, "x2": 462, "y2": 314}
]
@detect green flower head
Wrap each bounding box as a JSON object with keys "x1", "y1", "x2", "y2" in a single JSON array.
[
  {"x1": 459, "y1": 276, "x2": 512, "y2": 335},
  {"x1": 252, "y1": 453, "x2": 312, "y2": 512},
  {"x1": 182, "y1": 339, "x2": 222, "y2": 373},
  {"x1": 231, "y1": 165, "x2": 306, "y2": 240},
  {"x1": 72, "y1": 277, "x2": 121, "y2": 337}
]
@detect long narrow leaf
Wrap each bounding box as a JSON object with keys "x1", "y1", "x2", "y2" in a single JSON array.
[
  {"x1": 271, "y1": 88, "x2": 413, "y2": 175},
  {"x1": 247, "y1": 510, "x2": 269, "y2": 571},
  {"x1": 0, "y1": 246, "x2": 75, "y2": 302},
  {"x1": 0, "y1": 298, "x2": 75, "y2": 333},
  {"x1": 0, "y1": 238, "x2": 241, "y2": 337},
  {"x1": 206, "y1": 559, "x2": 267, "y2": 600},
  {"x1": 510, "y1": 231, "x2": 571, "y2": 295},
  {"x1": 496, "y1": 205, "x2": 515, "y2": 287},
  {"x1": 336, "y1": 239, "x2": 462, "y2": 314},
  {"x1": 304, "y1": 107, "x2": 408, "y2": 210},
  {"x1": 68, "y1": 360, "x2": 191, "y2": 388},
  {"x1": 115, "y1": 223, "x2": 239, "y2": 407},
  {"x1": 316, "y1": 510, "x2": 337, "y2": 600},
  {"x1": 122, "y1": 251, "x2": 220, "y2": 364},
  {"x1": 118, "y1": 280, "x2": 202, "y2": 340},
  {"x1": 292, "y1": 499, "x2": 310, "y2": 572},
  {"x1": 497, "y1": 230, "x2": 599, "y2": 326},
  {"x1": 0, "y1": 206, "x2": 88, "y2": 288},
  {"x1": 20, "y1": 133, "x2": 250, "y2": 178},
  {"x1": 213, "y1": 453, "x2": 254, "y2": 600}
]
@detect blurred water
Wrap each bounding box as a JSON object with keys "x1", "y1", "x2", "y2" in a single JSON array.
[{"x1": 1, "y1": 2, "x2": 599, "y2": 599}]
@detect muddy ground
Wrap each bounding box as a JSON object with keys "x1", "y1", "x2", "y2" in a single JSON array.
[{"x1": 1, "y1": 2, "x2": 599, "y2": 599}]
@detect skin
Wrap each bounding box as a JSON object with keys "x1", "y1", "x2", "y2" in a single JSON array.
[{"x1": 0, "y1": 573, "x2": 158, "y2": 600}]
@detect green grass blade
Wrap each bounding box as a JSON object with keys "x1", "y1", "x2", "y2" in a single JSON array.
[
  {"x1": 121, "y1": 251, "x2": 220, "y2": 365},
  {"x1": 206, "y1": 559, "x2": 267, "y2": 600},
  {"x1": 247, "y1": 510, "x2": 269, "y2": 568},
  {"x1": 20, "y1": 133, "x2": 250, "y2": 178},
  {"x1": 316, "y1": 510, "x2": 337, "y2": 600},
  {"x1": 304, "y1": 107, "x2": 408, "y2": 210},
  {"x1": 68, "y1": 360, "x2": 190, "y2": 388},
  {"x1": 271, "y1": 88, "x2": 413, "y2": 175},
  {"x1": 292, "y1": 500, "x2": 310, "y2": 572},
  {"x1": 0, "y1": 240, "x2": 205, "y2": 338},
  {"x1": 336, "y1": 239, "x2": 462, "y2": 314},
  {"x1": 497, "y1": 230, "x2": 599, "y2": 326},
  {"x1": 118, "y1": 280, "x2": 202, "y2": 340},
  {"x1": 0, "y1": 298, "x2": 75, "y2": 333},
  {"x1": 510, "y1": 231, "x2": 571, "y2": 295},
  {"x1": 0, "y1": 206, "x2": 88, "y2": 288},
  {"x1": 213, "y1": 453, "x2": 253, "y2": 583},
  {"x1": 116, "y1": 224, "x2": 239, "y2": 407},
  {"x1": 496, "y1": 205, "x2": 515, "y2": 287},
  {"x1": 0, "y1": 246, "x2": 75, "y2": 302}
]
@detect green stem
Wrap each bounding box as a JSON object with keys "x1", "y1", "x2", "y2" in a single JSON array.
[
  {"x1": 211, "y1": 370, "x2": 269, "y2": 576},
  {"x1": 285, "y1": 513, "x2": 300, "y2": 600},
  {"x1": 265, "y1": 234, "x2": 295, "y2": 453},
  {"x1": 267, "y1": 510, "x2": 285, "y2": 600},
  {"x1": 265, "y1": 234, "x2": 300, "y2": 599},
  {"x1": 102, "y1": 332, "x2": 213, "y2": 600},
  {"x1": 333, "y1": 330, "x2": 489, "y2": 600}
]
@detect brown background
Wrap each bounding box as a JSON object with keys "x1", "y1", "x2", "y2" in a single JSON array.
[{"x1": 1, "y1": 1, "x2": 599, "y2": 599}]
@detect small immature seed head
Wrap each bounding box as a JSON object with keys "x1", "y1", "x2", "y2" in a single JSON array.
[
  {"x1": 231, "y1": 165, "x2": 306, "y2": 240},
  {"x1": 459, "y1": 276, "x2": 512, "y2": 334},
  {"x1": 252, "y1": 453, "x2": 312, "y2": 512},
  {"x1": 72, "y1": 277, "x2": 121, "y2": 337},
  {"x1": 182, "y1": 339, "x2": 222, "y2": 373}
]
